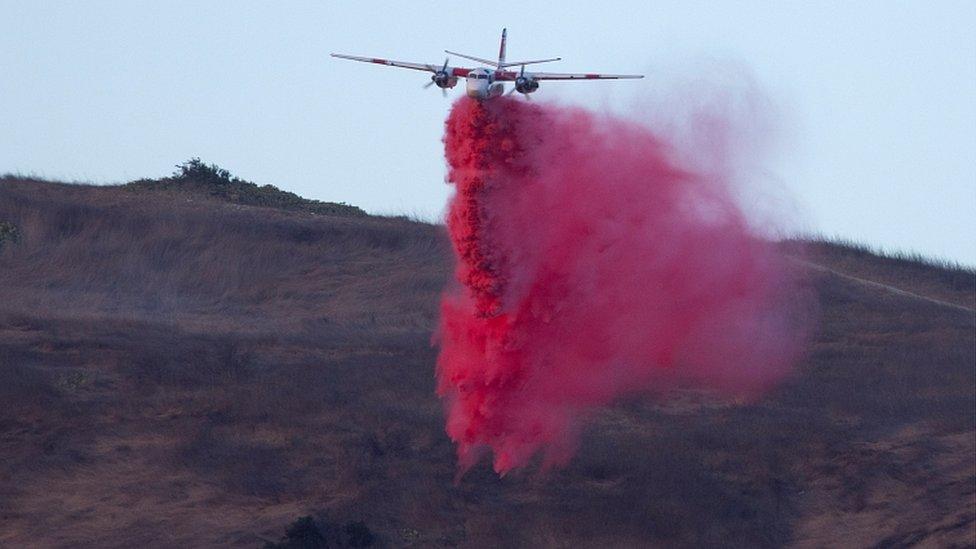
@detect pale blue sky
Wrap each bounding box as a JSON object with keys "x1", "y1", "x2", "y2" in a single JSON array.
[{"x1": 2, "y1": 1, "x2": 974, "y2": 264}]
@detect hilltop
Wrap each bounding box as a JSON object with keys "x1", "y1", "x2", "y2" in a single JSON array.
[
  {"x1": 37, "y1": 158, "x2": 368, "y2": 218},
  {"x1": 0, "y1": 173, "x2": 973, "y2": 547}
]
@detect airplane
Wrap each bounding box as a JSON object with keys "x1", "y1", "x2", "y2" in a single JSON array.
[{"x1": 331, "y1": 28, "x2": 643, "y2": 100}]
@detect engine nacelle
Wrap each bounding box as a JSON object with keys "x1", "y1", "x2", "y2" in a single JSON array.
[
  {"x1": 514, "y1": 76, "x2": 539, "y2": 94},
  {"x1": 431, "y1": 71, "x2": 459, "y2": 89}
]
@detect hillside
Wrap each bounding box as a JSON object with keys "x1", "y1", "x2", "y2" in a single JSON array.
[{"x1": 0, "y1": 176, "x2": 973, "y2": 547}]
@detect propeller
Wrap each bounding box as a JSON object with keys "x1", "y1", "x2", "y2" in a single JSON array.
[
  {"x1": 516, "y1": 65, "x2": 531, "y2": 100},
  {"x1": 424, "y1": 58, "x2": 451, "y2": 97},
  {"x1": 422, "y1": 80, "x2": 448, "y2": 97},
  {"x1": 507, "y1": 65, "x2": 522, "y2": 96}
]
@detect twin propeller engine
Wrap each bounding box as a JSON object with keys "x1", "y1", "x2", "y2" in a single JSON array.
[
  {"x1": 513, "y1": 66, "x2": 539, "y2": 95},
  {"x1": 427, "y1": 58, "x2": 459, "y2": 95}
]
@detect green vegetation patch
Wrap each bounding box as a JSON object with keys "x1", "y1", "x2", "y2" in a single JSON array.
[{"x1": 125, "y1": 158, "x2": 366, "y2": 217}]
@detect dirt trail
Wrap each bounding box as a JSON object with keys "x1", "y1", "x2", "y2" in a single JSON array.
[{"x1": 792, "y1": 257, "x2": 976, "y2": 315}]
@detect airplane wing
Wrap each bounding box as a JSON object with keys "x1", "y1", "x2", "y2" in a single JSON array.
[
  {"x1": 519, "y1": 72, "x2": 643, "y2": 81},
  {"x1": 331, "y1": 53, "x2": 472, "y2": 77}
]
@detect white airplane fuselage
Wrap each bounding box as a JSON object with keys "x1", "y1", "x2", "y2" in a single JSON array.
[{"x1": 465, "y1": 68, "x2": 505, "y2": 100}]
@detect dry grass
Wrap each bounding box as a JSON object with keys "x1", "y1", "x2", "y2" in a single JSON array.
[
  {"x1": 780, "y1": 236, "x2": 975, "y2": 309},
  {"x1": 0, "y1": 177, "x2": 973, "y2": 547}
]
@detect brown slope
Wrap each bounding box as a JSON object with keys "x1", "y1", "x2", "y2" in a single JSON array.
[
  {"x1": 782, "y1": 238, "x2": 975, "y2": 310},
  {"x1": 0, "y1": 178, "x2": 973, "y2": 547}
]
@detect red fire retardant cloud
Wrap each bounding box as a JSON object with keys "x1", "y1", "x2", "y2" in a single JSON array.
[{"x1": 436, "y1": 97, "x2": 807, "y2": 476}]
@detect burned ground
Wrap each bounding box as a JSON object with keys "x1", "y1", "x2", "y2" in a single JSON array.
[{"x1": 0, "y1": 176, "x2": 973, "y2": 547}]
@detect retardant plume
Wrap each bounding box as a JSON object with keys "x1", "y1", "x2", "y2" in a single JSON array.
[{"x1": 436, "y1": 96, "x2": 806, "y2": 476}]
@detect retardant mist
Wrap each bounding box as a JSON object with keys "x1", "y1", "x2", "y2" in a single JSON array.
[{"x1": 436, "y1": 97, "x2": 807, "y2": 476}]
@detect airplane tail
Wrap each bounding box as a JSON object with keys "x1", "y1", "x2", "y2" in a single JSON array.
[
  {"x1": 445, "y1": 29, "x2": 560, "y2": 69},
  {"x1": 498, "y1": 28, "x2": 507, "y2": 67}
]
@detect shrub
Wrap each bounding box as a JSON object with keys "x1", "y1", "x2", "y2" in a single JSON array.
[
  {"x1": 264, "y1": 516, "x2": 327, "y2": 549},
  {"x1": 173, "y1": 157, "x2": 237, "y2": 185},
  {"x1": 0, "y1": 221, "x2": 19, "y2": 248},
  {"x1": 264, "y1": 516, "x2": 375, "y2": 548},
  {"x1": 342, "y1": 521, "x2": 375, "y2": 548},
  {"x1": 125, "y1": 158, "x2": 367, "y2": 217}
]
